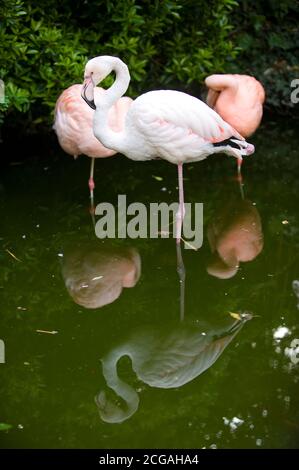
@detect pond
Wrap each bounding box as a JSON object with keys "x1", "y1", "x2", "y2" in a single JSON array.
[{"x1": 0, "y1": 119, "x2": 298, "y2": 448}]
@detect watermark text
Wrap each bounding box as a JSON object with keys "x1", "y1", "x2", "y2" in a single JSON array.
[{"x1": 94, "y1": 195, "x2": 203, "y2": 249}]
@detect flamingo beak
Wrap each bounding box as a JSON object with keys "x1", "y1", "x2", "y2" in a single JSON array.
[
  {"x1": 246, "y1": 143, "x2": 255, "y2": 155},
  {"x1": 81, "y1": 77, "x2": 96, "y2": 110}
]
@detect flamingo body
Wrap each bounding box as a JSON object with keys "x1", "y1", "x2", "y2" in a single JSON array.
[
  {"x1": 205, "y1": 74, "x2": 265, "y2": 137},
  {"x1": 121, "y1": 90, "x2": 251, "y2": 164},
  {"x1": 54, "y1": 84, "x2": 132, "y2": 202},
  {"x1": 54, "y1": 84, "x2": 132, "y2": 158},
  {"x1": 97, "y1": 315, "x2": 252, "y2": 423}
]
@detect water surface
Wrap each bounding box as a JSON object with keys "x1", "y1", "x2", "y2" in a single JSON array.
[{"x1": 0, "y1": 121, "x2": 298, "y2": 448}]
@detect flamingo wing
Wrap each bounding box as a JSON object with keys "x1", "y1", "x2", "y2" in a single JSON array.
[{"x1": 129, "y1": 90, "x2": 244, "y2": 162}]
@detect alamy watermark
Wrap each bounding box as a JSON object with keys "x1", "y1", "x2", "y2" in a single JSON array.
[
  {"x1": 291, "y1": 79, "x2": 299, "y2": 104},
  {"x1": 94, "y1": 195, "x2": 203, "y2": 249},
  {"x1": 0, "y1": 339, "x2": 5, "y2": 364}
]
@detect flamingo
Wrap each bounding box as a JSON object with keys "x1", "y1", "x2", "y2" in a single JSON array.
[
  {"x1": 53, "y1": 84, "x2": 132, "y2": 204},
  {"x1": 61, "y1": 242, "x2": 141, "y2": 309},
  {"x1": 96, "y1": 313, "x2": 252, "y2": 423},
  {"x1": 81, "y1": 56, "x2": 255, "y2": 243},
  {"x1": 205, "y1": 74, "x2": 265, "y2": 138}
]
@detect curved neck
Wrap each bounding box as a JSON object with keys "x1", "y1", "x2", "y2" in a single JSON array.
[
  {"x1": 93, "y1": 59, "x2": 130, "y2": 152},
  {"x1": 102, "y1": 349, "x2": 139, "y2": 421},
  {"x1": 207, "y1": 74, "x2": 238, "y2": 93}
]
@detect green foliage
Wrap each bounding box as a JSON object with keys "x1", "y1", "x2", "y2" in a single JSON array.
[
  {"x1": 1, "y1": 0, "x2": 298, "y2": 131},
  {"x1": 0, "y1": 0, "x2": 238, "y2": 129},
  {"x1": 230, "y1": 0, "x2": 299, "y2": 111},
  {"x1": 0, "y1": 0, "x2": 89, "y2": 128}
]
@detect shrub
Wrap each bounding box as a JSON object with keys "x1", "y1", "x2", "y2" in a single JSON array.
[
  {"x1": 230, "y1": 0, "x2": 299, "y2": 112},
  {"x1": 0, "y1": 0, "x2": 238, "y2": 130},
  {"x1": 1, "y1": 0, "x2": 298, "y2": 133}
]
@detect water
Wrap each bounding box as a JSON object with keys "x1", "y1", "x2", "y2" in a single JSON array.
[{"x1": 0, "y1": 120, "x2": 298, "y2": 448}]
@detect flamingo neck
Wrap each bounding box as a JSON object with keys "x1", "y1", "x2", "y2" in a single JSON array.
[
  {"x1": 101, "y1": 349, "x2": 139, "y2": 422},
  {"x1": 93, "y1": 59, "x2": 130, "y2": 152}
]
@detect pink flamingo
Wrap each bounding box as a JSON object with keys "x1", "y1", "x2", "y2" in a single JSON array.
[
  {"x1": 205, "y1": 74, "x2": 265, "y2": 138},
  {"x1": 81, "y1": 56, "x2": 255, "y2": 244},
  {"x1": 54, "y1": 84, "x2": 132, "y2": 204}
]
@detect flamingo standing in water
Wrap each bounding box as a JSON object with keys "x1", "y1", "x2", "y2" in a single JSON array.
[
  {"x1": 205, "y1": 74, "x2": 265, "y2": 138},
  {"x1": 81, "y1": 56, "x2": 255, "y2": 243},
  {"x1": 54, "y1": 84, "x2": 132, "y2": 204}
]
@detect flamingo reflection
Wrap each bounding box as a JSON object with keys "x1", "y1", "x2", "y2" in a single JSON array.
[
  {"x1": 207, "y1": 198, "x2": 263, "y2": 279},
  {"x1": 62, "y1": 242, "x2": 141, "y2": 309}
]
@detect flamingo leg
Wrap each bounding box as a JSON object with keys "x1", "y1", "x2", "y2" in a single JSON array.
[
  {"x1": 89, "y1": 157, "x2": 95, "y2": 209},
  {"x1": 176, "y1": 163, "x2": 185, "y2": 244},
  {"x1": 237, "y1": 157, "x2": 243, "y2": 181},
  {"x1": 176, "y1": 242, "x2": 186, "y2": 322},
  {"x1": 237, "y1": 157, "x2": 245, "y2": 200}
]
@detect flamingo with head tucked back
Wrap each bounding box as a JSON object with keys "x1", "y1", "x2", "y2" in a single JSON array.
[
  {"x1": 96, "y1": 312, "x2": 252, "y2": 423},
  {"x1": 62, "y1": 242, "x2": 141, "y2": 309},
  {"x1": 54, "y1": 84, "x2": 132, "y2": 204},
  {"x1": 205, "y1": 74, "x2": 265, "y2": 138},
  {"x1": 207, "y1": 198, "x2": 264, "y2": 279},
  {"x1": 81, "y1": 56, "x2": 255, "y2": 244}
]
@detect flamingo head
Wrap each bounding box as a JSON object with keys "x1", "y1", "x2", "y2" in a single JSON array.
[
  {"x1": 230, "y1": 139, "x2": 255, "y2": 157},
  {"x1": 95, "y1": 389, "x2": 139, "y2": 424},
  {"x1": 81, "y1": 56, "x2": 128, "y2": 110},
  {"x1": 81, "y1": 57, "x2": 111, "y2": 110},
  {"x1": 212, "y1": 138, "x2": 255, "y2": 163}
]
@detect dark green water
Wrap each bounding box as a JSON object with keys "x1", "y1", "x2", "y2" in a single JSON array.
[{"x1": 0, "y1": 121, "x2": 298, "y2": 448}]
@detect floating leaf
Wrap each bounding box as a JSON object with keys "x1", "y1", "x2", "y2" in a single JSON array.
[
  {"x1": 5, "y1": 249, "x2": 22, "y2": 262},
  {"x1": 229, "y1": 311, "x2": 241, "y2": 321},
  {"x1": 152, "y1": 175, "x2": 163, "y2": 182},
  {"x1": 36, "y1": 330, "x2": 58, "y2": 335}
]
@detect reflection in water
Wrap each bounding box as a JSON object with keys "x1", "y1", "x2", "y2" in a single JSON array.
[
  {"x1": 96, "y1": 313, "x2": 252, "y2": 423},
  {"x1": 61, "y1": 242, "x2": 141, "y2": 308},
  {"x1": 176, "y1": 243, "x2": 186, "y2": 321},
  {"x1": 207, "y1": 198, "x2": 263, "y2": 279},
  {"x1": 60, "y1": 191, "x2": 261, "y2": 425},
  {"x1": 292, "y1": 280, "x2": 299, "y2": 309}
]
